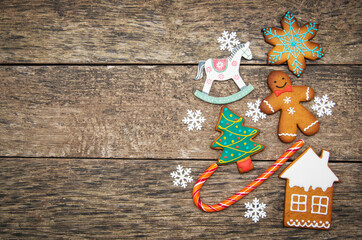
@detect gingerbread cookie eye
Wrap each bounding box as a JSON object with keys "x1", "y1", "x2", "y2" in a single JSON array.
[{"x1": 262, "y1": 12, "x2": 324, "y2": 77}]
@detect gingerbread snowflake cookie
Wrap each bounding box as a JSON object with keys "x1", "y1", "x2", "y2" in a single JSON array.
[
  {"x1": 260, "y1": 71, "x2": 319, "y2": 143},
  {"x1": 262, "y1": 12, "x2": 324, "y2": 77}
]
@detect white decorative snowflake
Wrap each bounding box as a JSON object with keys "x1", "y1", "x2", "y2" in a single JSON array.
[
  {"x1": 287, "y1": 107, "x2": 296, "y2": 115},
  {"x1": 182, "y1": 110, "x2": 206, "y2": 131},
  {"x1": 312, "y1": 94, "x2": 335, "y2": 117},
  {"x1": 244, "y1": 198, "x2": 267, "y2": 223},
  {"x1": 170, "y1": 165, "x2": 193, "y2": 188},
  {"x1": 217, "y1": 31, "x2": 240, "y2": 52},
  {"x1": 245, "y1": 99, "x2": 267, "y2": 122},
  {"x1": 283, "y1": 96, "x2": 291, "y2": 104}
]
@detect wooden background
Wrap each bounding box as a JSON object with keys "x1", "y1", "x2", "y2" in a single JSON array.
[{"x1": 0, "y1": 0, "x2": 361, "y2": 239}]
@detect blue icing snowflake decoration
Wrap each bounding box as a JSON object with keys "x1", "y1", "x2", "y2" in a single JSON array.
[{"x1": 262, "y1": 12, "x2": 324, "y2": 77}]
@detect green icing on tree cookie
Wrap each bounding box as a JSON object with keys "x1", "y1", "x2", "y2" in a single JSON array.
[{"x1": 211, "y1": 107, "x2": 264, "y2": 165}]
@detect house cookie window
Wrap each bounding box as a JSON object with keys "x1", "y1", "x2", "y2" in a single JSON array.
[
  {"x1": 290, "y1": 194, "x2": 307, "y2": 212},
  {"x1": 311, "y1": 196, "x2": 329, "y2": 215}
]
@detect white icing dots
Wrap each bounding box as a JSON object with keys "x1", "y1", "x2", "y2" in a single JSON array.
[{"x1": 286, "y1": 219, "x2": 331, "y2": 229}]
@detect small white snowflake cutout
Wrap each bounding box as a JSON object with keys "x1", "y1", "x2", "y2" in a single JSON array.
[
  {"x1": 287, "y1": 107, "x2": 296, "y2": 115},
  {"x1": 244, "y1": 198, "x2": 267, "y2": 223},
  {"x1": 312, "y1": 94, "x2": 336, "y2": 117},
  {"x1": 182, "y1": 110, "x2": 206, "y2": 131},
  {"x1": 170, "y1": 165, "x2": 193, "y2": 188},
  {"x1": 283, "y1": 96, "x2": 291, "y2": 104},
  {"x1": 217, "y1": 31, "x2": 240, "y2": 52},
  {"x1": 245, "y1": 99, "x2": 267, "y2": 122}
]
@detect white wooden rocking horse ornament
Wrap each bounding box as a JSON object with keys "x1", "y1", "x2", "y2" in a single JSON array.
[{"x1": 194, "y1": 41, "x2": 254, "y2": 104}]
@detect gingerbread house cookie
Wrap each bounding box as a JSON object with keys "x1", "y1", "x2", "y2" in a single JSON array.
[{"x1": 279, "y1": 148, "x2": 339, "y2": 230}]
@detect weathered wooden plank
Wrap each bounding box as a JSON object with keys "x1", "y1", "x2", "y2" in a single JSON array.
[
  {"x1": 0, "y1": 0, "x2": 361, "y2": 64},
  {"x1": 0, "y1": 158, "x2": 360, "y2": 239},
  {"x1": 0, "y1": 65, "x2": 360, "y2": 161}
]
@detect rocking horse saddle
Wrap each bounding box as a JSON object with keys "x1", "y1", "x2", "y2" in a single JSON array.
[{"x1": 212, "y1": 59, "x2": 228, "y2": 72}]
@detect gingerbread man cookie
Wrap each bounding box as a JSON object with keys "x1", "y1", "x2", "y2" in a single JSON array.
[
  {"x1": 262, "y1": 12, "x2": 324, "y2": 77},
  {"x1": 260, "y1": 71, "x2": 319, "y2": 143}
]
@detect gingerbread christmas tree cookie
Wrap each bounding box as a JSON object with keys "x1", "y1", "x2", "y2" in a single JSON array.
[
  {"x1": 262, "y1": 12, "x2": 324, "y2": 77},
  {"x1": 260, "y1": 71, "x2": 319, "y2": 143},
  {"x1": 211, "y1": 106, "x2": 264, "y2": 173}
]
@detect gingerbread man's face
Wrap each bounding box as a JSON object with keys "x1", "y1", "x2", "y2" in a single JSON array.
[{"x1": 267, "y1": 71, "x2": 292, "y2": 92}]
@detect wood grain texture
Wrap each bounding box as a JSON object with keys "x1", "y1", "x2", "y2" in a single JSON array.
[
  {"x1": 0, "y1": 65, "x2": 360, "y2": 161},
  {"x1": 0, "y1": 158, "x2": 360, "y2": 239},
  {"x1": 0, "y1": 0, "x2": 361, "y2": 64},
  {"x1": 0, "y1": 1, "x2": 361, "y2": 239}
]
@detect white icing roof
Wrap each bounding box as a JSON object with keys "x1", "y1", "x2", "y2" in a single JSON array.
[{"x1": 280, "y1": 148, "x2": 339, "y2": 192}]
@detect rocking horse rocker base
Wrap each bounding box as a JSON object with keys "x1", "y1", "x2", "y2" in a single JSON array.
[{"x1": 194, "y1": 84, "x2": 254, "y2": 104}]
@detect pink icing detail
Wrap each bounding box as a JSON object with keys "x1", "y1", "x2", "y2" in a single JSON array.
[
  {"x1": 206, "y1": 66, "x2": 212, "y2": 73},
  {"x1": 234, "y1": 74, "x2": 240, "y2": 80},
  {"x1": 232, "y1": 60, "x2": 238, "y2": 66},
  {"x1": 218, "y1": 74, "x2": 224, "y2": 79},
  {"x1": 206, "y1": 79, "x2": 212, "y2": 84}
]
